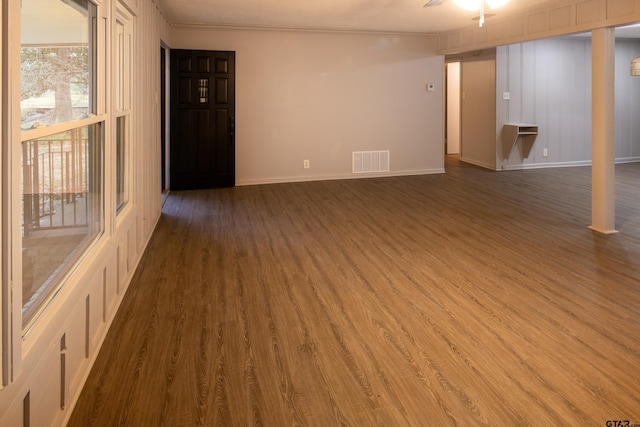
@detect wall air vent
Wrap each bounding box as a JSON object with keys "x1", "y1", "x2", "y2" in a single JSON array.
[{"x1": 352, "y1": 151, "x2": 390, "y2": 173}]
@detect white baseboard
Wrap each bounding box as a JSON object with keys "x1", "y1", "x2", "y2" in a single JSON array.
[
  {"x1": 501, "y1": 156, "x2": 640, "y2": 171},
  {"x1": 458, "y1": 157, "x2": 496, "y2": 170},
  {"x1": 236, "y1": 168, "x2": 445, "y2": 186},
  {"x1": 501, "y1": 160, "x2": 591, "y2": 170}
]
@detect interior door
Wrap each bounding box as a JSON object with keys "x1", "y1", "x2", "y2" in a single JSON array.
[{"x1": 170, "y1": 50, "x2": 235, "y2": 190}]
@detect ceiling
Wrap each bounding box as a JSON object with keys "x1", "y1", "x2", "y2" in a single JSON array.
[{"x1": 155, "y1": 0, "x2": 556, "y2": 34}]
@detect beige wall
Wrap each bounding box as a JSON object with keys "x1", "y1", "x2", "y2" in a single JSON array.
[
  {"x1": 459, "y1": 51, "x2": 497, "y2": 170},
  {"x1": 170, "y1": 27, "x2": 445, "y2": 185}
]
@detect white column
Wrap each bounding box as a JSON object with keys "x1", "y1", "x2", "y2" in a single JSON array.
[{"x1": 590, "y1": 27, "x2": 617, "y2": 234}]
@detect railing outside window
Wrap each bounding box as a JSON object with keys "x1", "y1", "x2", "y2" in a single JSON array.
[
  {"x1": 21, "y1": 124, "x2": 103, "y2": 323},
  {"x1": 22, "y1": 128, "x2": 90, "y2": 235}
]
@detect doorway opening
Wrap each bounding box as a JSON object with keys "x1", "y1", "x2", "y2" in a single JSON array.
[
  {"x1": 161, "y1": 44, "x2": 169, "y2": 203},
  {"x1": 446, "y1": 61, "x2": 461, "y2": 157}
]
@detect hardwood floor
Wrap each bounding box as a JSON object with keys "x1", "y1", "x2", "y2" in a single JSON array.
[{"x1": 68, "y1": 158, "x2": 640, "y2": 426}]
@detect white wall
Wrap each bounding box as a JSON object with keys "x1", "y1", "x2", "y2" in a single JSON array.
[
  {"x1": 496, "y1": 36, "x2": 640, "y2": 170},
  {"x1": 615, "y1": 38, "x2": 640, "y2": 161},
  {"x1": 497, "y1": 38, "x2": 592, "y2": 169},
  {"x1": 170, "y1": 27, "x2": 445, "y2": 185}
]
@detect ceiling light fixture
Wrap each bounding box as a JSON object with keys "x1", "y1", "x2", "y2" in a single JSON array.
[
  {"x1": 453, "y1": 0, "x2": 510, "y2": 27},
  {"x1": 631, "y1": 56, "x2": 640, "y2": 76},
  {"x1": 423, "y1": 0, "x2": 509, "y2": 27}
]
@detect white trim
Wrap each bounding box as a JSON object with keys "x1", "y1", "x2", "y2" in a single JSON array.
[
  {"x1": 236, "y1": 168, "x2": 445, "y2": 186},
  {"x1": 459, "y1": 157, "x2": 495, "y2": 170},
  {"x1": 21, "y1": 114, "x2": 107, "y2": 142},
  {"x1": 588, "y1": 225, "x2": 619, "y2": 234},
  {"x1": 114, "y1": 3, "x2": 134, "y2": 217},
  {"x1": 170, "y1": 22, "x2": 438, "y2": 37},
  {"x1": 501, "y1": 160, "x2": 592, "y2": 170},
  {"x1": 500, "y1": 157, "x2": 640, "y2": 171},
  {"x1": 615, "y1": 156, "x2": 640, "y2": 164},
  {"x1": 5, "y1": 0, "x2": 24, "y2": 385},
  {"x1": 0, "y1": 0, "x2": 4, "y2": 388}
]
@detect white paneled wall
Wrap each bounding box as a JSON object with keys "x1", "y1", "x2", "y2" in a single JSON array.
[
  {"x1": 615, "y1": 39, "x2": 640, "y2": 161},
  {"x1": 496, "y1": 36, "x2": 640, "y2": 170},
  {"x1": 437, "y1": 0, "x2": 640, "y2": 55},
  {"x1": 0, "y1": 0, "x2": 169, "y2": 425}
]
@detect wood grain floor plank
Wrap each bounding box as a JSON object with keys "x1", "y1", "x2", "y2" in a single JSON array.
[{"x1": 68, "y1": 158, "x2": 640, "y2": 426}]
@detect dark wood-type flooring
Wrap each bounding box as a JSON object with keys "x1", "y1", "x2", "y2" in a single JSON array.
[{"x1": 69, "y1": 157, "x2": 640, "y2": 426}]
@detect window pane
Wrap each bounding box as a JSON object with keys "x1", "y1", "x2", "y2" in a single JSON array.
[
  {"x1": 116, "y1": 19, "x2": 125, "y2": 111},
  {"x1": 116, "y1": 116, "x2": 128, "y2": 212},
  {"x1": 21, "y1": 0, "x2": 97, "y2": 128},
  {"x1": 22, "y1": 123, "x2": 104, "y2": 322}
]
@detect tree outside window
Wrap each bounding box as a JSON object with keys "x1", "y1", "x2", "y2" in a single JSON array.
[{"x1": 21, "y1": 46, "x2": 89, "y2": 126}]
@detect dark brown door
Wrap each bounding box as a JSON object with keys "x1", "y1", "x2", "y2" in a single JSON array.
[{"x1": 170, "y1": 50, "x2": 235, "y2": 190}]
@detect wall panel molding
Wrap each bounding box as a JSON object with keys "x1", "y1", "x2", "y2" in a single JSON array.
[{"x1": 438, "y1": 0, "x2": 640, "y2": 54}]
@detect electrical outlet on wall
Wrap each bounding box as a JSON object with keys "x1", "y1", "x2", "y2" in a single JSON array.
[
  {"x1": 543, "y1": 148, "x2": 548, "y2": 157},
  {"x1": 303, "y1": 160, "x2": 310, "y2": 169}
]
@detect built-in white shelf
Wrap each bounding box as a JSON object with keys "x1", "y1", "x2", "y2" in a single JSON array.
[{"x1": 503, "y1": 123, "x2": 538, "y2": 158}]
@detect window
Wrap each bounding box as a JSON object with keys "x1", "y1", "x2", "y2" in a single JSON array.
[
  {"x1": 116, "y1": 115, "x2": 127, "y2": 211},
  {"x1": 21, "y1": 0, "x2": 97, "y2": 128},
  {"x1": 20, "y1": 0, "x2": 103, "y2": 324},
  {"x1": 115, "y1": 6, "x2": 132, "y2": 213}
]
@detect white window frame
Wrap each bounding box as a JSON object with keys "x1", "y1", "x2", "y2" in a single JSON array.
[
  {"x1": 20, "y1": 0, "x2": 106, "y2": 330},
  {"x1": 115, "y1": 3, "x2": 133, "y2": 215},
  {"x1": 1, "y1": 0, "x2": 108, "y2": 384},
  {"x1": 3, "y1": 0, "x2": 26, "y2": 386}
]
